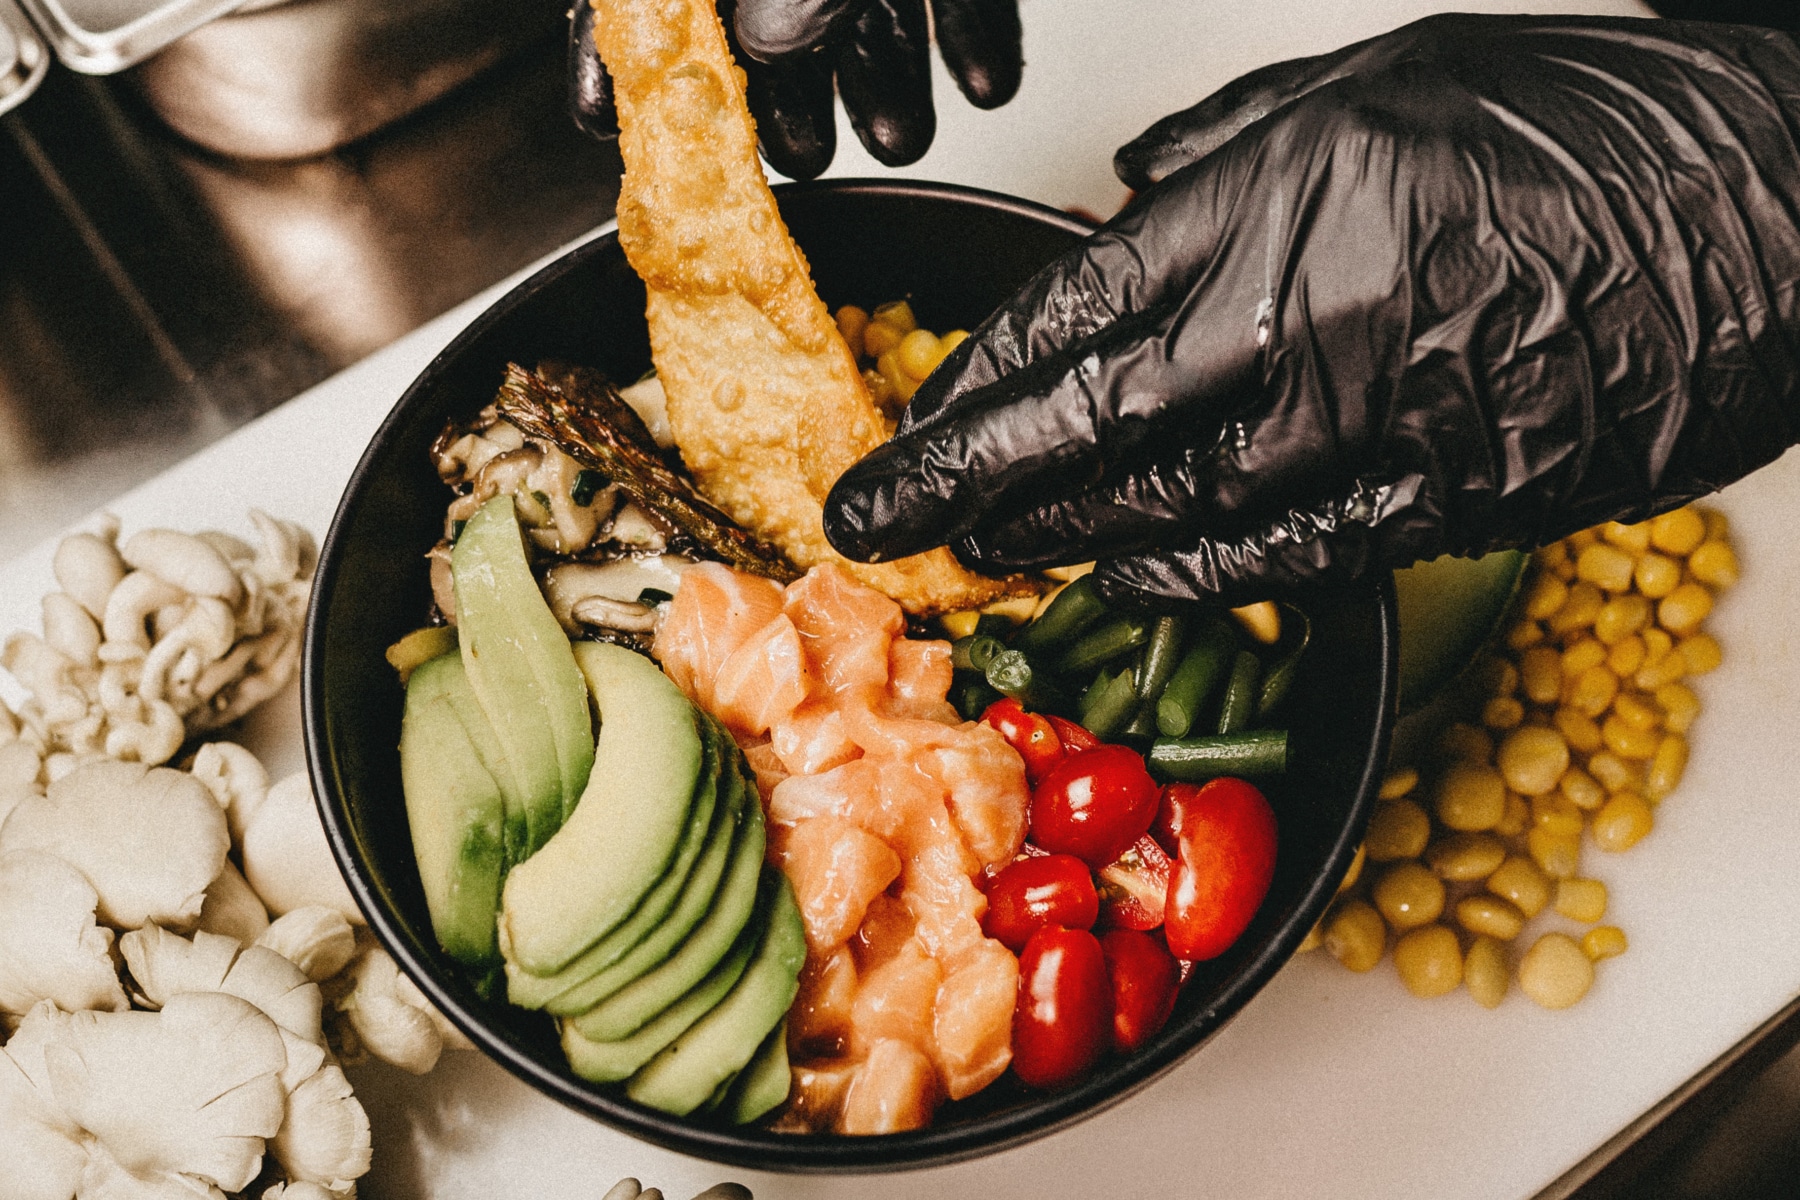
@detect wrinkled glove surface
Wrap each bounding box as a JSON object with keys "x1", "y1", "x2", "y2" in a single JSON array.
[
  {"x1": 569, "y1": 0, "x2": 1021, "y2": 179},
  {"x1": 823, "y1": 14, "x2": 1800, "y2": 606}
]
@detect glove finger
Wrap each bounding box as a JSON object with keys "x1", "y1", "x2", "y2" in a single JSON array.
[
  {"x1": 835, "y1": 0, "x2": 936, "y2": 166},
  {"x1": 568, "y1": 0, "x2": 618, "y2": 141},
  {"x1": 743, "y1": 41, "x2": 838, "y2": 178},
  {"x1": 735, "y1": 0, "x2": 860, "y2": 61},
  {"x1": 930, "y1": 0, "x2": 1023, "y2": 109}
]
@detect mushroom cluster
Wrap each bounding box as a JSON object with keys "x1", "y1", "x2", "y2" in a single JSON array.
[{"x1": 0, "y1": 517, "x2": 472, "y2": 1199}]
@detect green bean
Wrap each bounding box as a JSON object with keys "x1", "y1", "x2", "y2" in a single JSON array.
[
  {"x1": 1012, "y1": 576, "x2": 1107, "y2": 656},
  {"x1": 1079, "y1": 666, "x2": 1119, "y2": 715},
  {"x1": 1079, "y1": 668, "x2": 1140, "y2": 740},
  {"x1": 985, "y1": 650, "x2": 1067, "y2": 712},
  {"x1": 974, "y1": 614, "x2": 1015, "y2": 639},
  {"x1": 1216, "y1": 650, "x2": 1261, "y2": 735},
  {"x1": 1255, "y1": 607, "x2": 1312, "y2": 720},
  {"x1": 1058, "y1": 616, "x2": 1151, "y2": 675},
  {"x1": 952, "y1": 674, "x2": 1001, "y2": 721},
  {"x1": 1134, "y1": 615, "x2": 1187, "y2": 702},
  {"x1": 1155, "y1": 620, "x2": 1237, "y2": 737},
  {"x1": 1148, "y1": 730, "x2": 1289, "y2": 781},
  {"x1": 951, "y1": 634, "x2": 1006, "y2": 674},
  {"x1": 1122, "y1": 700, "x2": 1160, "y2": 739}
]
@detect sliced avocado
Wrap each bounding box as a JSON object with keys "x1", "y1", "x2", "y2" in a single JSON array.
[
  {"x1": 560, "y1": 899, "x2": 761, "y2": 1084},
  {"x1": 413, "y1": 646, "x2": 529, "y2": 860},
  {"x1": 508, "y1": 718, "x2": 721, "y2": 1010},
  {"x1": 625, "y1": 870, "x2": 806, "y2": 1117},
  {"x1": 452, "y1": 495, "x2": 594, "y2": 854},
  {"x1": 1395, "y1": 550, "x2": 1528, "y2": 714},
  {"x1": 725, "y1": 1020, "x2": 790, "y2": 1125},
  {"x1": 565, "y1": 758, "x2": 764, "y2": 1036},
  {"x1": 400, "y1": 654, "x2": 507, "y2": 966},
  {"x1": 700, "y1": 1072, "x2": 735, "y2": 1115},
  {"x1": 500, "y1": 641, "x2": 701, "y2": 975}
]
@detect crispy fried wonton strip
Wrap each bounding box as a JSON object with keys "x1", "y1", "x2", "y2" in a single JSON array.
[{"x1": 591, "y1": 0, "x2": 1031, "y2": 615}]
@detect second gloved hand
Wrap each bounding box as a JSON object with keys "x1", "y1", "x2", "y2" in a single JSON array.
[{"x1": 823, "y1": 14, "x2": 1800, "y2": 605}]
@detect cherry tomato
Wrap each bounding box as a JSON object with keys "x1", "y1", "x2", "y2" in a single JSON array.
[
  {"x1": 1046, "y1": 714, "x2": 1101, "y2": 753},
  {"x1": 1151, "y1": 781, "x2": 1203, "y2": 859},
  {"x1": 1012, "y1": 926, "x2": 1112, "y2": 1090},
  {"x1": 1164, "y1": 777, "x2": 1279, "y2": 962},
  {"x1": 1094, "y1": 835, "x2": 1172, "y2": 931},
  {"x1": 1101, "y1": 928, "x2": 1180, "y2": 1052},
  {"x1": 981, "y1": 698, "x2": 1066, "y2": 785},
  {"x1": 982, "y1": 854, "x2": 1099, "y2": 951},
  {"x1": 1030, "y1": 745, "x2": 1160, "y2": 868}
]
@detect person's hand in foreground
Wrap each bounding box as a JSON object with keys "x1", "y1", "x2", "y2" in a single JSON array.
[{"x1": 823, "y1": 14, "x2": 1800, "y2": 606}]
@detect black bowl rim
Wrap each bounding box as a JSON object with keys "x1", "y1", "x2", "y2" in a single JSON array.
[{"x1": 302, "y1": 176, "x2": 1399, "y2": 1173}]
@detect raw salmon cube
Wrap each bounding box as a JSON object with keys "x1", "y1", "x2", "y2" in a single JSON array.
[
  {"x1": 838, "y1": 1039, "x2": 938, "y2": 1135},
  {"x1": 711, "y1": 614, "x2": 811, "y2": 736},
  {"x1": 784, "y1": 563, "x2": 902, "y2": 699},
  {"x1": 768, "y1": 758, "x2": 880, "y2": 827},
  {"x1": 775, "y1": 815, "x2": 903, "y2": 954},
  {"x1": 920, "y1": 727, "x2": 1030, "y2": 867},
  {"x1": 884, "y1": 638, "x2": 958, "y2": 723},
  {"x1": 770, "y1": 701, "x2": 859, "y2": 775},
  {"x1": 933, "y1": 939, "x2": 1018, "y2": 1099},
  {"x1": 789, "y1": 944, "x2": 858, "y2": 1060},
  {"x1": 849, "y1": 941, "x2": 943, "y2": 1057},
  {"x1": 654, "y1": 562, "x2": 783, "y2": 705},
  {"x1": 740, "y1": 740, "x2": 789, "y2": 799}
]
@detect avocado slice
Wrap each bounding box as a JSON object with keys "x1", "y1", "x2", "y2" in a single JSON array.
[
  {"x1": 452, "y1": 495, "x2": 595, "y2": 854},
  {"x1": 1395, "y1": 549, "x2": 1528, "y2": 714},
  {"x1": 564, "y1": 757, "x2": 764, "y2": 1036},
  {"x1": 625, "y1": 870, "x2": 805, "y2": 1117},
  {"x1": 725, "y1": 1021, "x2": 790, "y2": 1125},
  {"x1": 507, "y1": 718, "x2": 721, "y2": 1010},
  {"x1": 400, "y1": 653, "x2": 507, "y2": 966},
  {"x1": 500, "y1": 641, "x2": 701, "y2": 975},
  {"x1": 559, "y1": 900, "x2": 761, "y2": 1084},
  {"x1": 410, "y1": 646, "x2": 530, "y2": 860}
]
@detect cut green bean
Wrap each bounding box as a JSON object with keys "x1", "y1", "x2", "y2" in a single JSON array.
[
  {"x1": 1255, "y1": 607, "x2": 1312, "y2": 720},
  {"x1": 1079, "y1": 668, "x2": 1140, "y2": 740},
  {"x1": 974, "y1": 614, "x2": 1015, "y2": 639},
  {"x1": 953, "y1": 674, "x2": 1001, "y2": 721},
  {"x1": 951, "y1": 634, "x2": 1006, "y2": 675},
  {"x1": 1058, "y1": 616, "x2": 1151, "y2": 675},
  {"x1": 1122, "y1": 700, "x2": 1160, "y2": 739},
  {"x1": 1012, "y1": 576, "x2": 1107, "y2": 656},
  {"x1": 1155, "y1": 620, "x2": 1237, "y2": 737},
  {"x1": 1134, "y1": 615, "x2": 1187, "y2": 702},
  {"x1": 1079, "y1": 666, "x2": 1119, "y2": 716},
  {"x1": 1216, "y1": 650, "x2": 1261, "y2": 735},
  {"x1": 1148, "y1": 730, "x2": 1289, "y2": 781},
  {"x1": 985, "y1": 650, "x2": 1067, "y2": 713}
]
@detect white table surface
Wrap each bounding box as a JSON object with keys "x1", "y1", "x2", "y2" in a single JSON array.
[{"x1": 19, "y1": 1, "x2": 1800, "y2": 1197}]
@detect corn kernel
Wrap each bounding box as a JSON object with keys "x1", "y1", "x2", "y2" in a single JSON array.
[
  {"x1": 1527, "y1": 827, "x2": 1582, "y2": 878},
  {"x1": 1562, "y1": 638, "x2": 1609, "y2": 679},
  {"x1": 1531, "y1": 791, "x2": 1586, "y2": 838},
  {"x1": 877, "y1": 350, "x2": 921, "y2": 402},
  {"x1": 896, "y1": 328, "x2": 945, "y2": 380},
  {"x1": 1465, "y1": 936, "x2": 1510, "y2": 1009},
  {"x1": 1634, "y1": 552, "x2": 1682, "y2": 598},
  {"x1": 939, "y1": 611, "x2": 980, "y2": 640},
  {"x1": 1577, "y1": 543, "x2": 1636, "y2": 593},
  {"x1": 1479, "y1": 657, "x2": 1520, "y2": 697},
  {"x1": 1535, "y1": 541, "x2": 1573, "y2": 575},
  {"x1": 1378, "y1": 767, "x2": 1419, "y2": 801},
  {"x1": 1435, "y1": 763, "x2": 1507, "y2": 832},
  {"x1": 1519, "y1": 932, "x2": 1595, "y2": 1009},
  {"x1": 1656, "y1": 682, "x2": 1702, "y2": 734},
  {"x1": 863, "y1": 319, "x2": 905, "y2": 358},
  {"x1": 1393, "y1": 925, "x2": 1463, "y2": 998},
  {"x1": 1603, "y1": 520, "x2": 1653, "y2": 553},
  {"x1": 1594, "y1": 593, "x2": 1652, "y2": 646},
  {"x1": 1482, "y1": 696, "x2": 1524, "y2": 731},
  {"x1": 1518, "y1": 646, "x2": 1560, "y2": 705},
  {"x1": 1602, "y1": 713, "x2": 1660, "y2": 759},
  {"x1": 1679, "y1": 634, "x2": 1723, "y2": 675},
  {"x1": 1438, "y1": 723, "x2": 1494, "y2": 765},
  {"x1": 938, "y1": 329, "x2": 970, "y2": 356},
  {"x1": 1582, "y1": 925, "x2": 1629, "y2": 961},
  {"x1": 1523, "y1": 573, "x2": 1569, "y2": 621},
  {"x1": 1568, "y1": 665, "x2": 1620, "y2": 718},
  {"x1": 1495, "y1": 791, "x2": 1531, "y2": 837},
  {"x1": 1555, "y1": 877, "x2": 1609, "y2": 924},
  {"x1": 1658, "y1": 583, "x2": 1714, "y2": 637},
  {"x1": 862, "y1": 366, "x2": 894, "y2": 406},
  {"x1": 1488, "y1": 855, "x2": 1551, "y2": 918},
  {"x1": 1340, "y1": 843, "x2": 1366, "y2": 892},
  {"x1": 1592, "y1": 791, "x2": 1654, "y2": 851},
  {"x1": 1548, "y1": 582, "x2": 1605, "y2": 635},
  {"x1": 1612, "y1": 691, "x2": 1662, "y2": 732},
  {"x1": 1496, "y1": 726, "x2": 1571, "y2": 797},
  {"x1": 1456, "y1": 894, "x2": 1527, "y2": 940},
  {"x1": 1366, "y1": 800, "x2": 1432, "y2": 862},
  {"x1": 1650, "y1": 507, "x2": 1706, "y2": 556},
  {"x1": 1559, "y1": 765, "x2": 1607, "y2": 810},
  {"x1": 1567, "y1": 528, "x2": 1600, "y2": 552},
  {"x1": 1425, "y1": 832, "x2": 1508, "y2": 882},
  {"x1": 1324, "y1": 900, "x2": 1386, "y2": 972},
  {"x1": 1606, "y1": 635, "x2": 1647, "y2": 678},
  {"x1": 1297, "y1": 921, "x2": 1324, "y2": 953},
  {"x1": 836, "y1": 304, "x2": 871, "y2": 353},
  {"x1": 1701, "y1": 508, "x2": 1730, "y2": 541},
  {"x1": 1506, "y1": 619, "x2": 1548, "y2": 650},
  {"x1": 1646, "y1": 734, "x2": 1689, "y2": 801},
  {"x1": 1231, "y1": 601, "x2": 1283, "y2": 645},
  {"x1": 1373, "y1": 863, "x2": 1446, "y2": 931},
  {"x1": 1553, "y1": 707, "x2": 1604, "y2": 754},
  {"x1": 871, "y1": 298, "x2": 917, "y2": 332},
  {"x1": 1688, "y1": 540, "x2": 1739, "y2": 588},
  {"x1": 1634, "y1": 649, "x2": 1689, "y2": 691},
  {"x1": 1587, "y1": 751, "x2": 1642, "y2": 794}
]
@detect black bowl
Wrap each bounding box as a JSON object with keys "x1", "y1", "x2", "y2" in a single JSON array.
[{"x1": 303, "y1": 179, "x2": 1398, "y2": 1172}]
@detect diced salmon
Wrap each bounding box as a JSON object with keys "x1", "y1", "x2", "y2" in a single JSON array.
[
  {"x1": 919, "y1": 727, "x2": 1030, "y2": 868},
  {"x1": 654, "y1": 562, "x2": 784, "y2": 707},
  {"x1": 772, "y1": 1057, "x2": 859, "y2": 1134},
  {"x1": 767, "y1": 757, "x2": 880, "y2": 827},
  {"x1": 740, "y1": 740, "x2": 788, "y2": 800},
  {"x1": 789, "y1": 945, "x2": 858, "y2": 1060},
  {"x1": 848, "y1": 940, "x2": 943, "y2": 1057},
  {"x1": 884, "y1": 638, "x2": 958, "y2": 723},
  {"x1": 770, "y1": 700, "x2": 858, "y2": 775},
  {"x1": 784, "y1": 562, "x2": 902, "y2": 701},
  {"x1": 933, "y1": 939, "x2": 1018, "y2": 1099},
  {"x1": 840, "y1": 702, "x2": 965, "y2": 761},
  {"x1": 775, "y1": 816, "x2": 902, "y2": 955},
  {"x1": 710, "y1": 614, "x2": 811, "y2": 736},
  {"x1": 838, "y1": 1039, "x2": 938, "y2": 1135},
  {"x1": 852, "y1": 891, "x2": 917, "y2": 976}
]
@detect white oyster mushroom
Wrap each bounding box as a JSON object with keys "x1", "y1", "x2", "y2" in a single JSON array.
[
  {"x1": 123, "y1": 529, "x2": 245, "y2": 607},
  {"x1": 0, "y1": 1004, "x2": 86, "y2": 1200},
  {"x1": 0, "y1": 760, "x2": 229, "y2": 929},
  {"x1": 0, "y1": 738, "x2": 42, "y2": 827},
  {"x1": 52, "y1": 523, "x2": 126, "y2": 621},
  {"x1": 336, "y1": 946, "x2": 453, "y2": 1074},
  {"x1": 40, "y1": 593, "x2": 99, "y2": 666},
  {"x1": 262, "y1": 1184, "x2": 340, "y2": 1200},
  {"x1": 44, "y1": 991, "x2": 287, "y2": 1194},
  {"x1": 257, "y1": 908, "x2": 357, "y2": 984},
  {"x1": 120, "y1": 927, "x2": 323, "y2": 1048},
  {"x1": 191, "y1": 740, "x2": 270, "y2": 842},
  {"x1": 197, "y1": 861, "x2": 272, "y2": 945},
  {"x1": 77, "y1": 1141, "x2": 228, "y2": 1200},
  {"x1": 270, "y1": 1064, "x2": 372, "y2": 1192},
  {"x1": 0, "y1": 851, "x2": 128, "y2": 1017},
  {"x1": 241, "y1": 773, "x2": 361, "y2": 924}
]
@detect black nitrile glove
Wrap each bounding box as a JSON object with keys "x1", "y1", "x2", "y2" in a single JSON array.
[
  {"x1": 822, "y1": 15, "x2": 1800, "y2": 606},
  {"x1": 567, "y1": 0, "x2": 1021, "y2": 179}
]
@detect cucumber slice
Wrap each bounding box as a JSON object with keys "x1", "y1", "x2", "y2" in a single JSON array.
[
  {"x1": 1395, "y1": 550, "x2": 1527, "y2": 714},
  {"x1": 625, "y1": 870, "x2": 806, "y2": 1117},
  {"x1": 725, "y1": 1021, "x2": 790, "y2": 1125}
]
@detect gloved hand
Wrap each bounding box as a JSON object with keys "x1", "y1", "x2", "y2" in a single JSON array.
[
  {"x1": 822, "y1": 14, "x2": 1800, "y2": 606},
  {"x1": 568, "y1": 0, "x2": 1022, "y2": 180}
]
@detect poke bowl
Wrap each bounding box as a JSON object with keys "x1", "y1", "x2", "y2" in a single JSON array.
[{"x1": 301, "y1": 178, "x2": 1399, "y2": 1171}]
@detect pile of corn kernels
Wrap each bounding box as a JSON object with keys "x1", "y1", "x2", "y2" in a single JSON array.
[{"x1": 1305, "y1": 505, "x2": 1739, "y2": 1009}]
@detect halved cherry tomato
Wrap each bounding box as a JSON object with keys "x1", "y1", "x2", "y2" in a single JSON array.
[
  {"x1": 981, "y1": 698, "x2": 1066, "y2": 785},
  {"x1": 1046, "y1": 714, "x2": 1101, "y2": 753},
  {"x1": 1164, "y1": 777, "x2": 1278, "y2": 962},
  {"x1": 1101, "y1": 928, "x2": 1180, "y2": 1052},
  {"x1": 1095, "y1": 835, "x2": 1172, "y2": 931},
  {"x1": 1153, "y1": 781, "x2": 1212, "y2": 859},
  {"x1": 1030, "y1": 745, "x2": 1159, "y2": 868},
  {"x1": 982, "y1": 854, "x2": 1099, "y2": 951},
  {"x1": 1012, "y1": 926, "x2": 1112, "y2": 1090}
]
